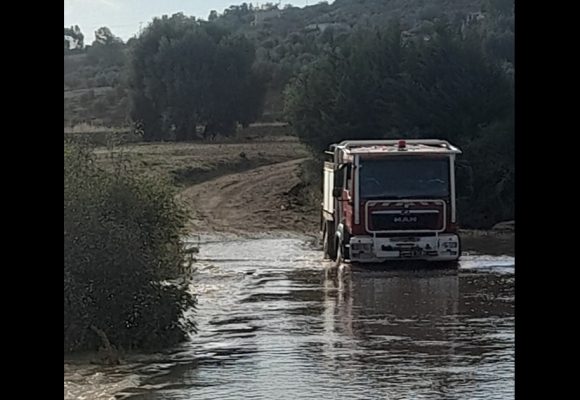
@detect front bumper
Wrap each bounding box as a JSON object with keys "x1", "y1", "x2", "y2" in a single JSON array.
[{"x1": 349, "y1": 234, "x2": 460, "y2": 262}]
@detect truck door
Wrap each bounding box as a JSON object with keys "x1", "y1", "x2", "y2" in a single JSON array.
[{"x1": 342, "y1": 164, "x2": 354, "y2": 234}]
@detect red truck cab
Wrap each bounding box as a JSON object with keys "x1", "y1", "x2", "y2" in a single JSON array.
[{"x1": 322, "y1": 139, "x2": 462, "y2": 265}]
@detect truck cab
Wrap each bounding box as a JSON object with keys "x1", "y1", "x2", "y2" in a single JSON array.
[{"x1": 322, "y1": 139, "x2": 462, "y2": 265}]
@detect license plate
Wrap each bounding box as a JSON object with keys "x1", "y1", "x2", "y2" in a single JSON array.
[{"x1": 401, "y1": 249, "x2": 422, "y2": 257}]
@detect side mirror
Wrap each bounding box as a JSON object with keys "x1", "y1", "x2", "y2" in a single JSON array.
[{"x1": 332, "y1": 188, "x2": 342, "y2": 198}]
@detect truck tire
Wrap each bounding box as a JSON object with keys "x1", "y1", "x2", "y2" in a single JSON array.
[
  {"x1": 323, "y1": 221, "x2": 337, "y2": 260},
  {"x1": 335, "y1": 235, "x2": 350, "y2": 267}
]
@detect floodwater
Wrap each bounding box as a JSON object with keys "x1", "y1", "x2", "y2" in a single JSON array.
[{"x1": 64, "y1": 234, "x2": 514, "y2": 400}]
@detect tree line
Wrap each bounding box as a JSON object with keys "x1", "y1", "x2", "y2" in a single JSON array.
[
  {"x1": 284, "y1": 21, "x2": 513, "y2": 228},
  {"x1": 66, "y1": 0, "x2": 513, "y2": 128}
]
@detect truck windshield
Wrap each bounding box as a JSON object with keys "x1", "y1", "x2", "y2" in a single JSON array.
[{"x1": 359, "y1": 157, "x2": 450, "y2": 199}]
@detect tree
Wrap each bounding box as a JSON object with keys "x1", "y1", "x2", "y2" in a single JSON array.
[
  {"x1": 64, "y1": 25, "x2": 84, "y2": 52},
  {"x1": 87, "y1": 27, "x2": 126, "y2": 66},
  {"x1": 285, "y1": 25, "x2": 514, "y2": 228},
  {"x1": 128, "y1": 14, "x2": 266, "y2": 141},
  {"x1": 93, "y1": 27, "x2": 123, "y2": 46}
]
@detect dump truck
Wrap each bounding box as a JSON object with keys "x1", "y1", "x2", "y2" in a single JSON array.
[{"x1": 321, "y1": 139, "x2": 462, "y2": 265}]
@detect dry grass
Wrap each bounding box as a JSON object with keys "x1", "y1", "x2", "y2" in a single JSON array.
[
  {"x1": 64, "y1": 123, "x2": 129, "y2": 134},
  {"x1": 94, "y1": 135, "x2": 310, "y2": 187}
]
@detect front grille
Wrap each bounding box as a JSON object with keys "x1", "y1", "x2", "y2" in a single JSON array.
[
  {"x1": 373, "y1": 232, "x2": 437, "y2": 238},
  {"x1": 369, "y1": 210, "x2": 443, "y2": 231}
]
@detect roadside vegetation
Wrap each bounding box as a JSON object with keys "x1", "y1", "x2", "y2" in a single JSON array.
[{"x1": 64, "y1": 141, "x2": 196, "y2": 355}]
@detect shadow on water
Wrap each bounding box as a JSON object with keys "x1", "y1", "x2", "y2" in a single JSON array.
[{"x1": 65, "y1": 235, "x2": 514, "y2": 400}]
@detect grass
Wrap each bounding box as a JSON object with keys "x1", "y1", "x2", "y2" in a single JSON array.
[
  {"x1": 93, "y1": 134, "x2": 310, "y2": 187},
  {"x1": 64, "y1": 125, "x2": 138, "y2": 147},
  {"x1": 64, "y1": 123, "x2": 128, "y2": 134}
]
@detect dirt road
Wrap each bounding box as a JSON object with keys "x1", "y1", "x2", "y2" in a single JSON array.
[{"x1": 179, "y1": 158, "x2": 320, "y2": 236}]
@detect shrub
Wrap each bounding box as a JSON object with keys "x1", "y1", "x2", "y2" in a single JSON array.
[{"x1": 64, "y1": 141, "x2": 196, "y2": 353}]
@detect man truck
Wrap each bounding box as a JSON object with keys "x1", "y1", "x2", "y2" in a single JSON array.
[{"x1": 322, "y1": 139, "x2": 462, "y2": 265}]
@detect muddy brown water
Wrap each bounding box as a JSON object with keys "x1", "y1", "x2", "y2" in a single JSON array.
[{"x1": 64, "y1": 234, "x2": 514, "y2": 400}]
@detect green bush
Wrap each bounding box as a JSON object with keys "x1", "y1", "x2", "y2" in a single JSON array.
[{"x1": 64, "y1": 141, "x2": 196, "y2": 353}]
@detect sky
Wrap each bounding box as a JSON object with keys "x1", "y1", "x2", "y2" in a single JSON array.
[{"x1": 64, "y1": 0, "x2": 329, "y2": 43}]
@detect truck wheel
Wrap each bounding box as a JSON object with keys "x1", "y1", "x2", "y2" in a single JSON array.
[
  {"x1": 323, "y1": 221, "x2": 337, "y2": 260},
  {"x1": 335, "y1": 236, "x2": 349, "y2": 267},
  {"x1": 335, "y1": 239, "x2": 350, "y2": 266},
  {"x1": 322, "y1": 226, "x2": 329, "y2": 259}
]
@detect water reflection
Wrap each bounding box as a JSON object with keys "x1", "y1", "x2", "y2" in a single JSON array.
[
  {"x1": 329, "y1": 267, "x2": 459, "y2": 338},
  {"x1": 314, "y1": 264, "x2": 514, "y2": 399}
]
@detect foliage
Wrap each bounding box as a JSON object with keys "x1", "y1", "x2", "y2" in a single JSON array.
[
  {"x1": 87, "y1": 27, "x2": 127, "y2": 67},
  {"x1": 128, "y1": 14, "x2": 266, "y2": 141},
  {"x1": 64, "y1": 141, "x2": 196, "y2": 352},
  {"x1": 65, "y1": 25, "x2": 85, "y2": 52},
  {"x1": 284, "y1": 24, "x2": 513, "y2": 228},
  {"x1": 65, "y1": 0, "x2": 513, "y2": 127},
  {"x1": 65, "y1": 26, "x2": 129, "y2": 128}
]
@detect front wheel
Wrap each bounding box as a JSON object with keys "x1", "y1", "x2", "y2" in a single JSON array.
[{"x1": 335, "y1": 236, "x2": 349, "y2": 267}]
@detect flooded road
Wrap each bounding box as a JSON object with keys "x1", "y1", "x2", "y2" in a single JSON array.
[{"x1": 64, "y1": 235, "x2": 514, "y2": 400}]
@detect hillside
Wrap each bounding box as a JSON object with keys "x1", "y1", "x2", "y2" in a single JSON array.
[{"x1": 64, "y1": 0, "x2": 512, "y2": 129}]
